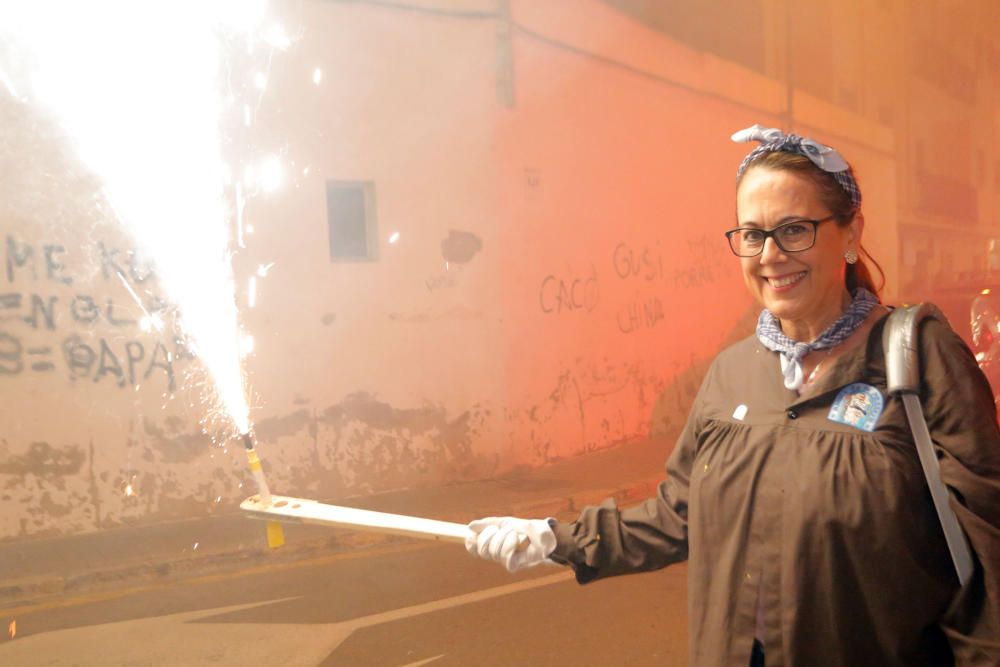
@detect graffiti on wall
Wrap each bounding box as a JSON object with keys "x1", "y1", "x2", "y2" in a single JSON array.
[
  {"x1": 673, "y1": 234, "x2": 729, "y2": 290},
  {"x1": 539, "y1": 266, "x2": 600, "y2": 314},
  {"x1": 0, "y1": 234, "x2": 189, "y2": 390},
  {"x1": 612, "y1": 241, "x2": 664, "y2": 282},
  {"x1": 613, "y1": 241, "x2": 665, "y2": 334},
  {"x1": 538, "y1": 235, "x2": 729, "y2": 334}
]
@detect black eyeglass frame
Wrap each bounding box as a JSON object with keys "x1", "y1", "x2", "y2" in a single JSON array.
[{"x1": 723, "y1": 214, "x2": 839, "y2": 257}]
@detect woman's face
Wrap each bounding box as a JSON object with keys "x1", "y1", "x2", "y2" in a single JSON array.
[{"x1": 735, "y1": 167, "x2": 861, "y2": 338}]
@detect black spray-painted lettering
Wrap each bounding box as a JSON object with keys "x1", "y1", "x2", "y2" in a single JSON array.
[
  {"x1": 44, "y1": 245, "x2": 72, "y2": 285},
  {"x1": 105, "y1": 298, "x2": 135, "y2": 327},
  {"x1": 26, "y1": 346, "x2": 55, "y2": 372},
  {"x1": 71, "y1": 295, "x2": 100, "y2": 323},
  {"x1": 59, "y1": 335, "x2": 177, "y2": 390},
  {"x1": 125, "y1": 341, "x2": 144, "y2": 386},
  {"x1": 145, "y1": 341, "x2": 176, "y2": 390},
  {"x1": 23, "y1": 294, "x2": 57, "y2": 330},
  {"x1": 63, "y1": 335, "x2": 96, "y2": 378},
  {"x1": 0, "y1": 331, "x2": 23, "y2": 374},
  {"x1": 673, "y1": 264, "x2": 717, "y2": 290},
  {"x1": 0, "y1": 293, "x2": 22, "y2": 318},
  {"x1": 425, "y1": 273, "x2": 457, "y2": 291},
  {"x1": 539, "y1": 267, "x2": 599, "y2": 314},
  {"x1": 0, "y1": 292, "x2": 154, "y2": 329},
  {"x1": 97, "y1": 242, "x2": 154, "y2": 284},
  {"x1": 4, "y1": 239, "x2": 155, "y2": 286},
  {"x1": 97, "y1": 242, "x2": 127, "y2": 282},
  {"x1": 616, "y1": 296, "x2": 665, "y2": 334},
  {"x1": 6, "y1": 236, "x2": 35, "y2": 283},
  {"x1": 613, "y1": 242, "x2": 663, "y2": 282},
  {"x1": 95, "y1": 338, "x2": 126, "y2": 386},
  {"x1": 673, "y1": 234, "x2": 727, "y2": 290}
]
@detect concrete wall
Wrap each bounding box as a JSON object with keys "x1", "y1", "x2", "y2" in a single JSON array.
[{"x1": 1, "y1": 0, "x2": 995, "y2": 540}]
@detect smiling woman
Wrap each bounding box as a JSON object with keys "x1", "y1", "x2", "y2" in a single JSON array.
[
  {"x1": 737, "y1": 165, "x2": 867, "y2": 341},
  {"x1": 729, "y1": 132, "x2": 886, "y2": 393},
  {"x1": 466, "y1": 124, "x2": 1000, "y2": 667}
]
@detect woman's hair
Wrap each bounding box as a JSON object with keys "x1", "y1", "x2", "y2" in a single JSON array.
[{"x1": 736, "y1": 150, "x2": 884, "y2": 297}]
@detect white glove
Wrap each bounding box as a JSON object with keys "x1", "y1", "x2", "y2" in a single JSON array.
[{"x1": 465, "y1": 516, "x2": 557, "y2": 572}]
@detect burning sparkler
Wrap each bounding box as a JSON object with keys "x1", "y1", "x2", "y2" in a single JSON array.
[
  {"x1": 0, "y1": 2, "x2": 292, "y2": 547},
  {"x1": 0, "y1": 2, "x2": 474, "y2": 553},
  {"x1": 0, "y1": 1, "x2": 268, "y2": 434}
]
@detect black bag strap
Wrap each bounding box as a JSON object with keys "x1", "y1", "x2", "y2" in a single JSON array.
[{"x1": 882, "y1": 304, "x2": 974, "y2": 586}]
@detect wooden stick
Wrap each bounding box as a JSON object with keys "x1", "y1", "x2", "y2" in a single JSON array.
[{"x1": 240, "y1": 494, "x2": 467, "y2": 544}]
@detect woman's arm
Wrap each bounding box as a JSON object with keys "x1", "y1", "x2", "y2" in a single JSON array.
[
  {"x1": 547, "y1": 364, "x2": 711, "y2": 583},
  {"x1": 919, "y1": 317, "x2": 1000, "y2": 660}
]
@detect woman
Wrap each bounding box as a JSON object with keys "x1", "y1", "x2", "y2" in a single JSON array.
[{"x1": 466, "y1": 125, "x2": 1000, "y2": 666}]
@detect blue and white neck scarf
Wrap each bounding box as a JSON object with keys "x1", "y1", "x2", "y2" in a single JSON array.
[{"x1": 756, "y1": 288, "x2": 879, "y2": 390}]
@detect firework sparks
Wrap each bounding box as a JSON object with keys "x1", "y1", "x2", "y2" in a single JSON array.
[{"x1": 0, "y1": 1, "x2": 290, "y2": 435}]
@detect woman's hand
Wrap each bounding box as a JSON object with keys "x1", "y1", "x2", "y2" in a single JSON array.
[{"x1": 465, "y1": 516, "x2": 557, "y2": 572}]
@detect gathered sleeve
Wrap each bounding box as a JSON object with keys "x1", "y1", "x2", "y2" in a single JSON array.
[
  {"x1": 547, "y1": 362, "x2": 711, "y2": 584},
  {"x1": 919, "y1": 318, "x2": 1000, "y2": 660}
]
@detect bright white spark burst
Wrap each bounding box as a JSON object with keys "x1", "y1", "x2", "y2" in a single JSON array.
[
  {"x1": 264, "y1": 24, "x2": 291, "y2": 50},
  {"x1": 240, "y1": 334, "x2": 254, "y2": 358},
  {"x1": 0, "y1": 0, "x2": 276, "y2": 435},
  {"x1": 257, "y1": 155, "x2": 284, "y2": 193},
  {"x1": 139, "y1": 313, "x2": 164, "y2": 333}
]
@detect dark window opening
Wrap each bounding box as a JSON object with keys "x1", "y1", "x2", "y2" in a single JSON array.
[{"x1": 326, "y1": 181, "x2": 377, "y2": 261}]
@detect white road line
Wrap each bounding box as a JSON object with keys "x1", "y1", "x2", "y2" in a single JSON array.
[
  {"x1": 342, "y1": 570, "x2": 574, "y2": 632},
  {"x1": 398, "y1": 655, "x2": 445, "y2": 667},
  {"x1": 0, "y1": 572, "x2": 576, "y2": 665}
]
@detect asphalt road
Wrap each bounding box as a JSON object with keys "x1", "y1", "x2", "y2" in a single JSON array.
[{"x1": 0, "y1": 541, "x2": 689, "y2": 666}]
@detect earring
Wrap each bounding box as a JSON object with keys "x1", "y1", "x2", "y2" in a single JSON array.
[{"x1": 845, "y1": 249, "x2": 858, "y2": 265}]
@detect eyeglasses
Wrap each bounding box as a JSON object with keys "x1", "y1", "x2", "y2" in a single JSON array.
[{"x1": 724, "y1": 215, "x2": 838, "y2": 257}]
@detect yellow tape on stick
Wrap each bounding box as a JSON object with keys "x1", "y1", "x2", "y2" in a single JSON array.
[{"x1": 266, "y1": 520, "x2": 285, "y2": 548}]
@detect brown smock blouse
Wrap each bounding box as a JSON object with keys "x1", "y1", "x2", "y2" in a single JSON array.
[{"x1": 550, "y1": 314, "x2": 1000, "y2": 666}]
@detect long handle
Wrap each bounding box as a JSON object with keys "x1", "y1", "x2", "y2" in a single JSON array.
[
  {"x1": 240, "y1": 495, "x2": 530, "y2": 551},
  {"x1": 241, "y1": 494, "x2": 468, "y2": 543}
]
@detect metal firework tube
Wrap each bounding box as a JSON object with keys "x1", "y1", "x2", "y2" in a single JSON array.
[
  {"x1": 242, "y1": 432, "x2": 273, "y2": 506},
  {"x1": 241, "y1": 432, "x2": 284, "y2": 547}
]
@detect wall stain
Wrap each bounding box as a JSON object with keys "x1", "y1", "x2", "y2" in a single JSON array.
[
  {"x1": 142, "y1": 419, "x2": 212, "y2": 464},
  {"x1": 440, "y1": 229, "x2": 482, "y2": 264},
  {"x1": 314, "y1": 392, "x2": 487, "y2": 492},
  {"x1": 87, "y1": 440, "x2": 101, "y2": 529},
  {"x1": 254, "y1": 409, "x2": 311, "y2": 442},
  {"x1": 0, "y1": 441, "x2": 85, "y2": 476},
  {"x1": 38, "y1": 491, "x2": 74, "y2": 517}
]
